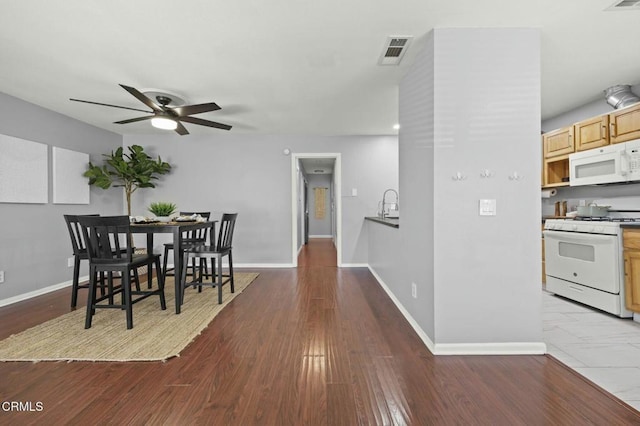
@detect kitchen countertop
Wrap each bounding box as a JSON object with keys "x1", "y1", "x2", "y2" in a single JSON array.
[
  {"x1": 619, "y1": 223, "x2": 640, "y2": 228},
  {"x1": 365, "y1": 216, "x2": 399, "y2": 228}
]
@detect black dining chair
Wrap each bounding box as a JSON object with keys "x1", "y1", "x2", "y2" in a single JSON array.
[
  {"x1": 162, "y1": 211, "x2": 212, "y2": 278},
  {"x1": 78, "y1": 215, "x2": 166, "y2": 329},
  {"x1": 64, "y1": 214, "x2": 141, "y2": 309},
  {"x1": 181, "y1": 213, "x2": 237, "y2": 305}
]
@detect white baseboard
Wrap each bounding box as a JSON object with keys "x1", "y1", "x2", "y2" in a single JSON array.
[
  {"x1": 0, "y1": 276, "x2": 87, "y2": 308},
  {"x1": 309, "y1": 235, "x2": 332, "y2": 238},
  {"x1": 341, "y1": 263, "x2": 368, "y2": 268},
  {"x1": 367, "y1": 265, "x2": 546, "y2": 356},
  {"x1": 433, "y1": 342, "x2": 547, "y2": 355},
  {"x1": 367, "y1": 266, "x2": 436, "y2": 354}
]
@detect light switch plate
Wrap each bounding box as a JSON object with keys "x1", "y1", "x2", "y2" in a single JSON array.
[
  {"x1": 351, "y1": 188, "x2": 357, "y2": 196},
  {"x1": 479, "y1": 199, "x2": 497, "y2": 216}
]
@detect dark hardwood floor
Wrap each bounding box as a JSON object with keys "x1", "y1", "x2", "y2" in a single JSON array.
[{"x1": 1, "y1": 238, "x2": 639, "y2": 424}]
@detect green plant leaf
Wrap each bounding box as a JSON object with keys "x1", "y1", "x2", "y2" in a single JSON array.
[{"x1": 85, "y1": 145, "x2": 172, "y2": 215}]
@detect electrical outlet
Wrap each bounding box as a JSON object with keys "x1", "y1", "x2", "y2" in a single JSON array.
[
  {"x1": 67, "y1": 257, "x2": 74, "y2": 268},
  {"x1": 0, "y1": 270, "x2": 4, "y2": 284},
  {"x1": 411, "y1": 282, "x2": 417, "y2": 299}
]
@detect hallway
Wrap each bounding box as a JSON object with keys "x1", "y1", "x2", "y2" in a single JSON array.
[{"x1": 298, "y1": 238, "x2": 337, "y2": 267}]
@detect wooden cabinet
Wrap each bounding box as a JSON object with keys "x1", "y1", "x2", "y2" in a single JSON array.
[
  {"x1": 542, "y1": 126, "x2": 574, "y2": 188},
  {"x1": 542, "y1": 154, "x2": 570, "y2": 187},
  {"x1": 541, "y1": 223, "x2": 546, "y2": 284},
  {"x1": 543, "y1": 126, "x2": 574, "y2": 158},
  {"x1": 623, "y1": 228, "x2": 640, "y2": 312},
  {"x1": 609, "y1": 103, "x2": 640, "y2": 144},
  {"x1": 575, "y1": 115, "x2": 609, "y2": 151}
]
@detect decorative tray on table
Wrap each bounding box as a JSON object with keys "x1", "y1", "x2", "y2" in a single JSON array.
[{"x1": 130, "y1": 216, "x2": 160, "y2": 224}]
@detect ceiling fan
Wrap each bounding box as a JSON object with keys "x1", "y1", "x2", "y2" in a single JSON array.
[{"x1": 70, "y1": 84, "x2": 232, "y2": 135}]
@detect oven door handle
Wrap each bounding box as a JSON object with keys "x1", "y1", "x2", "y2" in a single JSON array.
[{"x1": 543, "y1": 230, "x2": 616, "y2": 243}]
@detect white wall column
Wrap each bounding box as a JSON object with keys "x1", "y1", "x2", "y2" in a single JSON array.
[{"x1": 394, "y1": 28, "x2": 544, "y2": 354}]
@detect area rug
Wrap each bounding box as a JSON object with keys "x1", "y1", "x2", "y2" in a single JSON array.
[{"x1": 0, "y1": 272, "x2": 259, "y2": 362}]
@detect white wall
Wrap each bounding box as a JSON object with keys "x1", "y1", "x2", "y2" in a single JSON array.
[
  {"x1": 0, "y1": 92, "x2": 123, "y2": 303},
  {"x1": 124, "y1": 133, "x2": 398, "y2": 266},
  {"x1": 370, "y1": 28, "x2": 544, "y2": 354}
]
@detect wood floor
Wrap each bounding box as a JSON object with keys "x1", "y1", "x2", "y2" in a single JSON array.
[{"x1": 1, "y1": 238, "x2": 640, "y2": 424}]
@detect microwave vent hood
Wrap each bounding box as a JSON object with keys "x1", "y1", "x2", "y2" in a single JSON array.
[{"x1": 604, "y1": 85, "x2": 640, "y2": 109}]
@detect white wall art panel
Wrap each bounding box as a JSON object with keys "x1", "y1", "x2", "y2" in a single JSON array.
[
  {"x1": 52, "y1": 147, "x2": 89, "y2": 204},
  {"x1": 0, "y1": 134, "x2": 48, "y2": 203}
]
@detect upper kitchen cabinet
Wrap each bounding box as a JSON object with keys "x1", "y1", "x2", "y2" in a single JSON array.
[
  {"x1": 543, "y1": 126, "x2": 574, "y2": 158},
  {"x1": 542, "y1": 126, "x2": 573, "y2": 187},
  {"x1": 609, "y1": 102, "x2": 640, "y2": 144},
  {"x1": 575, "y1": 114, "x2": 609, "y2": 152}
]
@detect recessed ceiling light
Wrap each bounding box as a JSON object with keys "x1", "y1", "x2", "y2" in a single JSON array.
[{"x1": 393, "y1": 124, "x2": 400, "y2": 130}]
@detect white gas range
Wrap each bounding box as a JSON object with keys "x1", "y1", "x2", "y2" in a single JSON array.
[{"x1": 544, "y1": 216, "x2": 635, "y2": 318}]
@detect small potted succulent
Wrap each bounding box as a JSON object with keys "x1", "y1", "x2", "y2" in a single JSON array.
[{"x1": 148, "y1": 201, "x2": 177, "y2": 222}]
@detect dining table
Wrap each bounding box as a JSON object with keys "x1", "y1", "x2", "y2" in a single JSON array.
[{"x1": 130, "y1": 220, "x2": 216, "y2": 314}]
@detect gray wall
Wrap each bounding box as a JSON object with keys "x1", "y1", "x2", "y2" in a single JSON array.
[
  {"x1": 370, "y1": 28, "x2": 543, "y2": 352},
  {"x1": 307, "y1": 174, "x2": 332, "y2": 237},
  {"x1": 0, "y1": 92, "x2": 123, "y2": 303},
  {"x1": 124, "y1": 133, "x2": 398, "y2": 266},
  {"x1": 0, "y1": 89, "x2": 398, "y2": 303}
]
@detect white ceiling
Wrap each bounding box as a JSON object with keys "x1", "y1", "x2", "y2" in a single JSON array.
[{"x1": 0, "y1": 1, "x2": 639, "y2": 137}]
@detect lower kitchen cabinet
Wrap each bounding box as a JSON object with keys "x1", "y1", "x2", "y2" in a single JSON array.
[{"x1": 623, "y1": 229, "x2": 640, "y2": 312}]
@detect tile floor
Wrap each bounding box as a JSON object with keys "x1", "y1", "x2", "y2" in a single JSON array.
[{"x1": 543, "y1": 290, "x2": 640, "y2": 411}]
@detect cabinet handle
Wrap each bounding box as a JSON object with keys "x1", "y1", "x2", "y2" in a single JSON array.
[
  {"x1": 625, "y1": 258, "x2": 629, "y2": 276},
  {"x1": 610, "y1": 122, "x2": 616, "y2": 138},
  {"x1": 602, "y1": 124, "x2": 607, "y2": 139}
]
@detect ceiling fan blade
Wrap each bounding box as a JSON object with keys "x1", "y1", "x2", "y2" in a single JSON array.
[
  {"x1": 119, "y1": 84, "x2": 163, "y2": 112},
  {"x1": 175, "y1": 121, "x2": 189, "y2": 135},
  {"x1": 180, "y1": 115, "x2": 232, "y2": 131},
  {"x1": 172, "y1": 102, "x2": 221, "y2": 117},
  {"x1": 114, "y1": 116, "x2": 154, "y2": 124},
  {"x1": 70, "y1": 98, "x2": 152, "y2": 114}
]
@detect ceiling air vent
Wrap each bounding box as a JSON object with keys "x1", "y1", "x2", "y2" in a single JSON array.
[
  {"x1": 605, "y1": 0, "x2": 640, "y2": 10},
  {"x1": 378, "y1": 36, "x2": 413, "y2": 66}
]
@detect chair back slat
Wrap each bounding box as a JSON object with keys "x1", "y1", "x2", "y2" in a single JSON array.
[
  {"x1": 64, "y1": 214, "x2": 99, "y2": 255},
  {"x1": 78, "y1": 216, "x2": 132, "y2": 262},
  {"x1": 216, "y1": 213, "x2": 237, "y2": 251}
]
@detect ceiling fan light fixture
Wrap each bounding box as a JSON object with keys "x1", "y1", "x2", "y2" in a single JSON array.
[{"x1": 151, "y1": 116, "x2": 178, "y2": 130}]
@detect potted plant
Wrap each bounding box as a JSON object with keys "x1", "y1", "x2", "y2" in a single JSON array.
[
  {"x1": 84, "y1": 145, "x2": 172, "y2": 216},
  {"x1": 148, "y1": 201, "x2": 177, "y2": 222}
]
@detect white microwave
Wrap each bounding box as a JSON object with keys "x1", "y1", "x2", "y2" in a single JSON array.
[{"x1": 570, "y1": 138, "x2": 640, "y2": 186}]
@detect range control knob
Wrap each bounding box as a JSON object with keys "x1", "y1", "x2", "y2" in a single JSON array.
[{"x1": 571, "y1": 224, "x2": 578, "y2": 231}]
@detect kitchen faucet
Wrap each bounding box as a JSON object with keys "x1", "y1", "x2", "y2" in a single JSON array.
[{"x1": 382, "y1": 189, "x2": 399, "y2": 218}]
